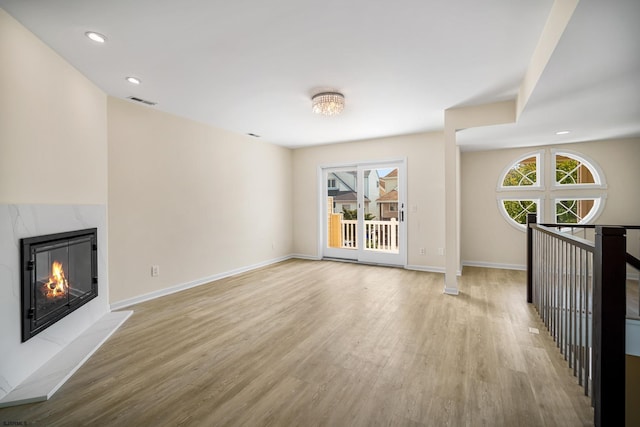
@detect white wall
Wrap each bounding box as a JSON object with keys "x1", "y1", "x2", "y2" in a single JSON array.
[
  {"x1": 292, "y1": 132, "x2": 446, "y2": 270},
  {"x1": 0, "y1": 9, "x2": 109, "y2": 399},
  {"x1": 0, "y1": 10, "x2": 107, "y2": 204},
  {"x1": 461, "y1": 138, "x2": 640, "y2": 269},
  {"x1": 107, "y1": 97, "x2": 293, "y2": 304}
]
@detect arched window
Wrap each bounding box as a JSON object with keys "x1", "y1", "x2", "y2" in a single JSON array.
[
  {"x1": 501, "y1": 153, "x2": 540, "y2": 188},
  {"x1": 501, "y1": 199, "x2": 539, "y2": 225},
  {"x1": 497, "y1": 149, "x2": 606, "y2": 230},
  {"x1": 553, "y1": 151, "x2": 603, "y2": 187}
]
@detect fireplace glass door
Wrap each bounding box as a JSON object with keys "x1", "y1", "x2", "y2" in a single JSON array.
[{"x1": 21, "y1": 228, "x2": 98, "y2": 342}]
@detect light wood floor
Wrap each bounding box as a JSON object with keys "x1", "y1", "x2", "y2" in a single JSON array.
[{"x1": 0, "y1": 259, "x2": 595, "y2": 426}]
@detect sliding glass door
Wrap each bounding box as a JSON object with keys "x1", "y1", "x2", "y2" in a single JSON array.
[{"x1": 322, "y1": 161, "x2": 406, "y2": 266}]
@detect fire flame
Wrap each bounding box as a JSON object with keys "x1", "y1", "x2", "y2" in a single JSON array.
[{"x1": 43, "y1": 261, "x2": 68, "y2": 298}]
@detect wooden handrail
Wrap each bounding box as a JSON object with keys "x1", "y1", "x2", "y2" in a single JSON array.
[
  {"x1": 627, "y1": 253, "x2": 640, "y2": 271},
  {"x1": 529, "y1": 223, "x2": 595, "y2": 251},
  {"x1": 539, "y1": 223, "x2": 640, "y2": 230}
]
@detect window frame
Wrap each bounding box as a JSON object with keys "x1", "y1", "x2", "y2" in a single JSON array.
[
  {"x1": 553, "y1": 196, "x2": 604, "y2": 225},
  {"x1": 497, "y1": 198, "x2": 543, "y2": 231},
  {"x1": 496, "y1": 151, "x2": 544, "y2": 192},
  {"x1": 551, "y1": 149, "x2": 607, "y2": 191},
  {"x1": 497, "y1": 148, "x2": 606, "y2": 231}
]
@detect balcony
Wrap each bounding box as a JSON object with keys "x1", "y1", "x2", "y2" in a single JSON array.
[{"x1": 328, "y1": 217, "x2": 399, "y2": 253}]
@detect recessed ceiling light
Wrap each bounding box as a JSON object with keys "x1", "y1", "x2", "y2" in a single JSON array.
[
  {"x1": 126, "y1": 77, "x2": 141, "y2": 85},
  {"x1": 85, "y1": 31, "x2": 106, "y2": 43},
  {"x1": 555, "y1": 130, "x2": 571, "y2": 135}
]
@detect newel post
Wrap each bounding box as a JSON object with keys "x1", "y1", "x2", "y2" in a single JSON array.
[
  {"x1": 593, "y1": 226, "x2": 626, "y2": 427},
  {"x1": 526, "y1": 213, "x2": 536, "y2": 304}
]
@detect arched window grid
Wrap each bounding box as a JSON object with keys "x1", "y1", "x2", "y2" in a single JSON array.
[
  {"x1": 496, "y1": 150, "x2": 544, "y2": 192},
  {"x1": 497, "y1": 198, "x2": 543, "y2": 231},
  {"x1": 497, "y1": 148, "x2": 606, "y2": 231},
  {"x1": 550, "y1": 148, "x2": 607, "y2": 190}
]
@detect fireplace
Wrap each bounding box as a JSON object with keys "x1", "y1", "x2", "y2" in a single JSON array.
[{"x1": 20, "y1": 228, "x2": 98, "y2": 342}]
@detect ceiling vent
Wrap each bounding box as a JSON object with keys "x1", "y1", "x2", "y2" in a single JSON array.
[{"x1": 127, "y1": 96, "x2": 157, "y2": 106}]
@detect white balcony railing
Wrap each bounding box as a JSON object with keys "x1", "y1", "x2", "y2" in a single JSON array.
[{"x1": 340, "y1": 219, "x2": 399, "y2": 252}]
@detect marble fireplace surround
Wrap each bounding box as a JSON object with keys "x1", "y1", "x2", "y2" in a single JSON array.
[{"x1": 0, "y1": 205, "x2": 131, "y2": 407}]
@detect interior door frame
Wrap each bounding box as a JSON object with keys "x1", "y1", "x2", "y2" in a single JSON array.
[{"x1": 318, "y1": 158, "x2": 407, "y2": 267}]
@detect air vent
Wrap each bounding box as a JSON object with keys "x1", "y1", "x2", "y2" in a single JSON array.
[{"x1": 127, "y1": 96, "x2": 157, "y2": 106}]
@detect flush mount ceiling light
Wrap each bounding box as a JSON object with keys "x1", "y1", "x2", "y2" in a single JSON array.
[
  {"x1": 312, "y1": 92, "x2": 345, "y2": 116},
  {"x1": 126, "y1": 76, "x2": 141, "y2": 85},
  {"x1": 85, "y1": 31, "x2": 106, "y2": 43}
]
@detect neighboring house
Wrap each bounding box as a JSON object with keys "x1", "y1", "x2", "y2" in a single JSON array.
[
  {"x1": 379, "y1": 169, "x2": 398, "y2": 195},
  {"x1": 329, "y1": 191, "x2": 370, "y2": 216},
  {"x1": 378, "y1": 189, "x2": 398, "y2": 220},
  {"x1": 328, "y1": 171, "x2": 356, "y2": 193},
  {"x1": 328, "y1": 170, "x2": 378, "y2": 217},
  {"x1": 363, "y1": 170, "x2": 380, "y2": 218},
  {"x1": 328, "y1": 172, "x2": 358, "y2": 215},
  {"x1": 377, "y1": 169, "x2": 399, "y2": 220}
]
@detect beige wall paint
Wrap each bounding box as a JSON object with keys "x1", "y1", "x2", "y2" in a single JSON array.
[
  {"x1": 108, "y1": 97, "x2": 293, "y2": 303},
  {"x1": 0, "y1": 9, "x2": 107, "y2": 204},
  {"x1": 461, "y1": 137, "x2": 640, "y2": 268},
  {"x1": 292, "y1": 132, "x2": 446, "y2": 270}
]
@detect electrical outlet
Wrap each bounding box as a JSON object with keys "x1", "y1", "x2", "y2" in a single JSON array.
[
  {"x1": 151, "y1": 265, "x2": 159, "y2": 277},
  {"x1": 437, "y1": 247, "x2": 445, "y2": 256},
  {"x1": 419, "y1": 248, "x2": 426, "y2": 255}
]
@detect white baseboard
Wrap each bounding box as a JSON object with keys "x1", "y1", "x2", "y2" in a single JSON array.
[
  {"x1": 290, "y1": 253, "x2": 322, "y2": 261},
  {"x1": 291, "y1": 256, "x2": 454, "y2": 276},
  {"x1": 110, "y1": 255, "x2": 292, "y2": 311},
  {"x1": 111, "y1": 256, "x2": 453, "y2": 311},
  {"x1": 110, "y1": 255, "x2": 627, "y2": 311},
  {"x1": 405, "y1": 264, "x2": 445, "y2": 274},
  {"x1": 461, "y1": 261, "x2": 638, "y2": 280},
  {"x1": 462, "y1": 260, "x2": 526, "y2": 271}
]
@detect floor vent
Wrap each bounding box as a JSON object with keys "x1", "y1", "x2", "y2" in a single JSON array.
[{"x1": 127, "y1": 96, "x2": 157, "y2": 106}]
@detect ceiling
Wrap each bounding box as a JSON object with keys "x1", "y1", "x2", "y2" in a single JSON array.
[{"x1": 1, "y1": 0, "x2": 638, "y2": 150}]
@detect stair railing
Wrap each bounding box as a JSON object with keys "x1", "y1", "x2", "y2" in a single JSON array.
[{"x1": 526, "y1": 213, "x2": 629, "y2": 427}]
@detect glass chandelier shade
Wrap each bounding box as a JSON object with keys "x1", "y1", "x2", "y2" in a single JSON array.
[{"x1": 312, "y1": 92, "x2": 345, "y2": 116}]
